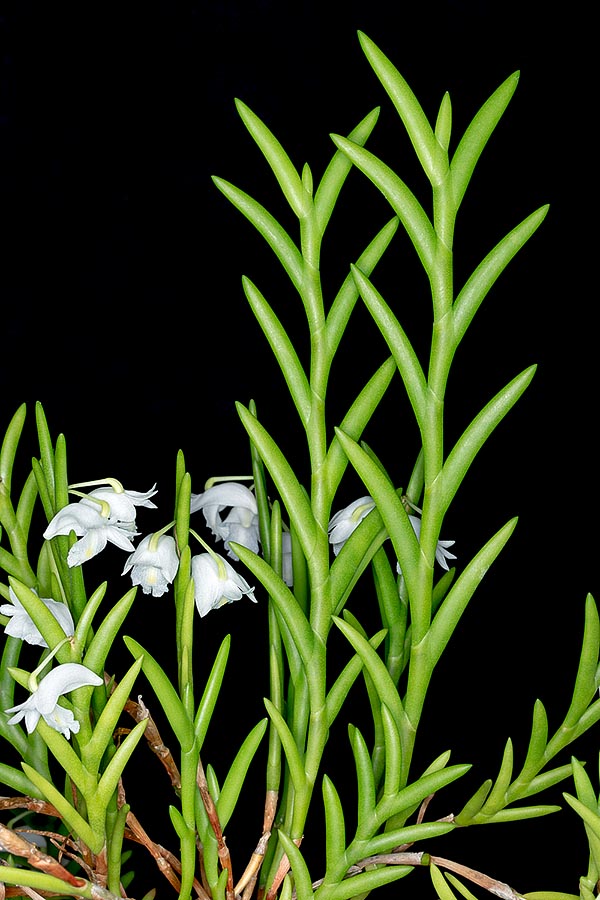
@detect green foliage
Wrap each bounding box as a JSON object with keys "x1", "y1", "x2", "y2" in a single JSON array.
[{"x1": 0, "y1": 27, "x2": 596, "y2": 900}]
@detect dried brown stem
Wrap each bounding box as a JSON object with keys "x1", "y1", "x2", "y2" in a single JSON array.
[
  {"x1": 197, "y1": 757, "x2": 235, "y2": 900},
  {"x1": 0, "y1": 822, "x2": 85, "y2": 888}
]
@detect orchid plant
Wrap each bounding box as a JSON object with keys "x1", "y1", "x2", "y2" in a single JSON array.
[{"x1": 1, "y1": 29, "x2": 599, "y2": 900}]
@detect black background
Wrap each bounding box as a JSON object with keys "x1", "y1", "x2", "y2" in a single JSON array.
[{"x1": 0, "y1": 2, "x2": 595, "y2": 897}]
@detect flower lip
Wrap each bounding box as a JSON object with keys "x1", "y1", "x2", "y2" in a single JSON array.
[{"x1": 122, "y1": 533, "x2": 179, "y2": 597}]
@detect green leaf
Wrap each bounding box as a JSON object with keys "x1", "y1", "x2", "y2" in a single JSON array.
[
  {"x1": 263, "y1": 698, "x2": 307, "y2": 795},
  {"x1": 123, "y1": 636, "x2": 194, "y2": 751},
  {"x1": 349, "y1": 265, "x2": 428, "y2": 432},
  {"x1": 232, "y1": 541, "x2": 315, "y2": 671},
  {"x1": 83, "y1": 655, "x2": 144, "y2": 774},
  {"x1": 479, "y1": 804, "x2": 560, "y2": 823},
  {"x1": 325, "y1": 355, "x2": 397, "y2": 502},
  {"x1": 236, "y1": 402, "x2": 318, "y2": 561},
  {"x1": 381, "y1": 702, "x2": 403, "y2": 800},
  {"x1": 426, "y1": 518, "x2": 517, "y2": 669},
  {"x1": 330, "y1": 133, "x2": 436, "y2": 276},
  {"x1": 73, "y1": 581, "x2": 108, "y2": 651},
  {"x1": 94, "y1": 718, "x2": 149, "y2": 813},
  {"x1": 349, "y1": 724, "x2": 377, "y2": 826},
  {"x1": 509, "y1": 698, "x2": 548, "y2": 794},
  {"x1": 21, "y1": 762, "x2": 103, "y2": 853},
  {"x1": 375, "y1": 772, "x2": 470, "y2": 832},
  {"x1": 15, "y1": 470, "x2": 39, "y2": 543},
  {"x1": 453, "y1": 779, "x2": 493, "y2": 825},
  {"x1": 235, "y1": 99, "x2": 309, "y2": 218},
  {"x1": 278, "y1": 829, "x2": 314, "y2": 900},
  {"x1": 0, "y1": 403, "x2": 27, "y2": 493},
  {"x1": 333, "y1": 430, "x2": 421, "y2": 598},
  {"x1": 322, "y1": 775, "x2": 347, "y2": 878},
  {"x1": 439, "y1": 366, "x2": 536, "y2": 516},
  {"x1": 83, "y1": 586, "x2": 138, "y2": 675},
  {"x1": 315, "y1": 106, "x2": 380, "y2": 235},
  {"x1": 430, "y1": 863, "x2": 460, "y2": 900},
  {"x1": 211, "y1": 177, "x2": 303, "y2": 291},
  {"x1": 315, "y1": 864, "x2": 413, "y2": 900},
  {"x1": 217, "y1": 717, "x2": 268, "y2": 828},
  {"x1": 475, "y1": 738, "x2": 513, "y2": 818},
  {"x1": 325, "y1": 218, "x2": 399, "y2": 367},
  {"x1": 325, "y1": 629, "x2": 387, "y2": 728},
  {"x1": 453, "y1": 207, "x2": 549, "y2": 346},
  {"x1": 242, "y1": 276, "x2": 311, "y2": 424},
  {"x1": 7, "y1": 578, "x2": 74, "y2": 660},
  {"x1": 357, "y1": 32, "x2": 442, "y2": 183},
  {"x1": 194, "y1": 634, "x2": 231, "y2": 749},
  {"x1": 332, "y1": 616, "x2": 405, "y2": 736},
  {"x1": 450, "y1": 71, "x2": 520, "y2": 212},
  {"x1": 563, "y1": 593, "x2": 600, "y2": 729}
]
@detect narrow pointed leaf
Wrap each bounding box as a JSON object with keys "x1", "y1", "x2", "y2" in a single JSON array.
[
  {"x1": 439, "y1": 367, "x2": 536, "y2": 515},
  {"x1": 242, "y1": 276, "x2": 311, "y2": 424},
  {"x1": 326, "y1": 217, "x2": 399, "y2": 361},
  {"x1": 427, "y1": 518, "x2": 517, "y2": 668},
  {"x1": 334, "y1": 428, "x2": 421, "y2": 597},
  {"x1": 212, "y1": 177, "x2": 303, "y2": 290},
  {"x1": 326, "y1": 629, "x2": 387, "y2": 728},
  {"x1": 315, "y1": 106, "x2": 380, "y2": 235},
  {"x1": 84, "y1": 655, "x2": 144, "y2": 773},
  {"x1": 123, "y1": 636, "x2": 194, "y2": 750},
  {"x1": 322, "y1": 775, "x2": 347, "y2": 876},
  {"x1": 349, "y1": 264, "x2": 427, "y2": 430},
  {"x1": 277, "y1": 829, "x2": 314, "y2": 900},
  {"x1": 349, "y1": 725, "x2": 377, "y2": 828},
  {"x1": 450, "y1": 71, "x2": 520, "y2": 211},
  {"x1": 0, "y1": 404, "x2": 27, "y2": 492},
  {"x1": 194, "y1": 634, "x2": 231, "y2": 748},
  {"x1": 264, "y1": 698, "x2": 306, "y2": 795},
  {"x1": 217, "y1": 718, "x2": 268, "y2": 828},
  {"x1": 235, "y1": 99, "x2": 309, "y2": 218},
  {"x1": 453, "y1": 207, "x2": 549, "y2": 346},
  {"x1": 95, "y1": 718, "x2": 148, "y2": 811},
  {"x1": 21, "y1": 763, "x2": 102, "y2": 853},
  {"x1": 236, "y1": 402, "x2": 317, "y2": 559},
  {"x1": 330, "y1": 134, "x2": 436, "y2": 274},
  {"x1": 357, "y1": 31, "x2": 441, "y2": 181}
]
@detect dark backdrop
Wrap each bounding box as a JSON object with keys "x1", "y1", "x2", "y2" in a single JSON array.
[{"x1": 0, "y1": 3, "x2": 595, "y2": 897}]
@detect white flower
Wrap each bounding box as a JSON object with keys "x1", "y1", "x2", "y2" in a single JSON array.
[
  {"x1": 191, "y1": 552, "x2": 256, "y2": 617},
  {"x1": 81, "y1": 484, "x2": 158, "y2": 525},
  {"x1": 4, "y1": 663, "x2": 103, "y2": 739},
  {"x1": 122, "y1": 533, "x2": 179, "y2": 597},
  {"x1": 191, "y1": 483, "x2": 260, "y2": 560},
  {"x1": 328, "y1": 496, "x2": 376, "y2": 555},
  {"x1": 43, "y1": 502, "x2": 139, "y2": 567},
  {"x1": 0, "y1": 586, "x2": 74, "y2": 647},
  {"x1": 397, "y1": 515, "x2": 456, "y2": 574}
]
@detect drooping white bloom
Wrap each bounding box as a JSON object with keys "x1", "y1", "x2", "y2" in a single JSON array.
[
  {"x1": 191, "y1": 483, "x2": 260, "y2": 560},
  {"x1": 0, "y1": 586, "x2": 74, "y2": 647},
  {"x1": 122, "y1": 533, "x2": 179, "y2": 597},
  {"x1": 81, "y1": 484, "x2": 158, "y2": 525},
  {"x1": 328, "y1": 495, "x2": 456, "y2": 572},
  {"x1": 4, "y1": 663, "x2": 103, "y2": 739},
  {"x1": 403, "y1": 514, "x2": 456, "y2": 572},
  {"x1": 191, "y1": 552, "x2": 256, "y2": 617},
  {"x1": 43, "y1": 503, "x2": 139, "y2": 567},
  {"x1": 328, "y1": 496, "x2": 376, "y2": 556}
]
